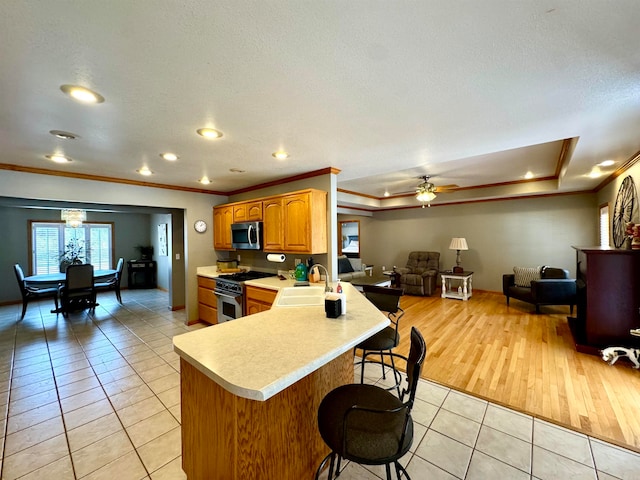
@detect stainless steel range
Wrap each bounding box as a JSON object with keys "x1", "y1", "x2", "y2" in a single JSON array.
[{"x1": 214, "y1": 271, "x2": 276, "y2": 323}]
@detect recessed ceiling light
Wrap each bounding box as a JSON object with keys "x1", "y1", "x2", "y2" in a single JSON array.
[
  {"x1": 199, "y1": 176, "x2": 211, "y2": 185},
  {"x1": 160, "y1": 153, "x2": 178, "y2": 161},
  {"x1": 524, "y1": 171, "x2": 534, "y2": 179},
  {"x1": 137, "y1": 166, "x2": 153, "y2": 176},
  {"x1": 45, "y1": 154, "x2": 72, "y2": 163},
  {"x1": 60, "y1": 84, "x2": 105, "y2": 104},
  {"x1": 272, "y1": 151, "x2": 289, "y2": 160},
  {"x1": 598, "y1": 160, "x2": 615, "y2": 167},
  {"x1": 588, "y1": 168, "x2": 602, "y2": 179},
  {"x1": 229, "y1": 168, "x2": 245, "y2": 173},
  {"x1": 197, "y1": 128, "x2": 223, "y2": 139},
  {"x1": 49, "y1": 130, "x2": 78, "y2": 140},
  {"x1": 384, "y1": 191, "x2": 390, "y2": 197}
]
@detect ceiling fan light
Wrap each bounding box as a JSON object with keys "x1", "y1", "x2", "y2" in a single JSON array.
[{"x1": 416, "y1": 190, "x2": 436, "y2": 202}]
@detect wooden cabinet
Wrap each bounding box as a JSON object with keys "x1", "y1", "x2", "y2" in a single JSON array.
[
  {"x1": 264, "y1": 190, "x2": 327, "y2": 254},
  {"x1": 262, "y1": 197, "x2": 284, "y2": 251},
  {"x1": 245, "y1": 285, "x2": 277, "y2": 316},
  {"x1": 283, "y1": 190, "x2": 327, "y2": 253},
  {"x1": 198, "y1": 276, "x2": 217, "y2": 325},
  {"x1": 569, "y1": 247, "x2": 640, "y2": 353},
  {"x1": 216, "y1": 188, "x2": 327, "y2": 254},
  {"x1": 233, "y1": 201, "x2": 263, "y2": 222},
  {"x1": 213, "y1": 205, "x2": 233, "y2": 250},
  {"x1": 127, "y1": 260, "x2": 157, "y2": 289}
]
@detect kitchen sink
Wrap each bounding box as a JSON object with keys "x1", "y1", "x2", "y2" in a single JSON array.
[{"x1": 275, "y1": 286, "x2": 325, "y2": 307}]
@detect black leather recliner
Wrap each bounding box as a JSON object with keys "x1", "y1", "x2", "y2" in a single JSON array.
[{"x1": 503, "y1": 266, "x2": 577, "y2": 314}]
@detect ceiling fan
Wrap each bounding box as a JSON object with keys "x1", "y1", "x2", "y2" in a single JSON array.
[{"x1": 392, "y1": 175, "x2": 458, "y2": 207}]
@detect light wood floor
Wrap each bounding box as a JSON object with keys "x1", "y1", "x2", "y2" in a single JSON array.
[{"x1": 387, "y1": 290, "x2": 640, "y2": 454}]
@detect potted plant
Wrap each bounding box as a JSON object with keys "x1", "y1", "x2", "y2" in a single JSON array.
[
  {"x1": 59, "y1": 238, "x2": 85, "y2": 272},
  {"x1": 135, "y1": 245, "x2": 154, "y2": 261}
]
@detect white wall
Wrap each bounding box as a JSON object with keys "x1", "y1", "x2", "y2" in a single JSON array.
[
  {"x1": 0, "y1": 170, "x2": 226, "y2": 322},
  {"x1": 341, "y1": 192, "x2": 597, "y2": 292}
]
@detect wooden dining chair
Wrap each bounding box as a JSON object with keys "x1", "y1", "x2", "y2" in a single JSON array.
[
  {"x1": 13, "y1": 264, "x2": 59, "y2": 320},
  {"x1": 58, "y1": 264, "x2": 97, "y2": 317},
  {"x1": 95, "y1": 257, "x2": 124, "y2": 304}
]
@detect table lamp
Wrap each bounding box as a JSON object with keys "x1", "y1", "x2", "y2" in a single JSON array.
[{"x1": 449, "y1": 237, "x2": 468, "y2": 273}]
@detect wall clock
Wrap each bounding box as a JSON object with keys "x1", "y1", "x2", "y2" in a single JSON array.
[
  {"x1": 612, "y1": 176, "x2": 637, "y2": 248},
  {"x1": 194, "y1": 220, "x2": 208, "y2": 233}
]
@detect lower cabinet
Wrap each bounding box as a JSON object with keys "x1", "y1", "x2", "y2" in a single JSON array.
[
  {"x1": 245, "y1": 285, "x2": 277, "y2": 316},
  {"x1": 198, "y1": 276, "x2": 217, "y2": 325}
]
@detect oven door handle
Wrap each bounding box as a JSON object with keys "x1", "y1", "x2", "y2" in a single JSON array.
[{"x1": 215, "y1": 291, "x2": 240, "y2": 300}]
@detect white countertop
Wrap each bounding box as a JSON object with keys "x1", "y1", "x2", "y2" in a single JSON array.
[{"x1": 173, "y1": 281, "x2": 388, "y2": 401}]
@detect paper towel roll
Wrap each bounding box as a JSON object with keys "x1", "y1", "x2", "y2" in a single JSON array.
[{"x1": 267, "y1": 253, "x2": 286, "y2": 263}]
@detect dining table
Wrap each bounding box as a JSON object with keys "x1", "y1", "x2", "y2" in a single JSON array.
[
  {"x1": 25, "y1": 269, "x2": 117, "y2": 287},
  {"x1": 24, "y1": 269, "x2": 117, "y2": 314}
]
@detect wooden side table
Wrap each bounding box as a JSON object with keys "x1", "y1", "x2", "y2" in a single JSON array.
[
  {"x1": 441, "y1": 271, "x2": 473, "y2": 301},
  {"x1": 383, "y1": 270, "x2": 401, "y2": 288}
]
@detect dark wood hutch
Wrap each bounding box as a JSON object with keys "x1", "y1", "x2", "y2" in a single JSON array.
[{"x1": 569, "y1": 246, "x2": 640, "y2": 354}]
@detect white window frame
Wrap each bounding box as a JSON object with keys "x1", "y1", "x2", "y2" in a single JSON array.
[
  {"x1": 599, "y1": 203, "x2": 610, "y2": 247},
  {"x1": 30, "y1": 221, "x2": 113, "y2": 275}
]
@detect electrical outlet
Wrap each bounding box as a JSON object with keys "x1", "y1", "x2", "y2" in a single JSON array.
[
  {"x1": 295, "y1": 258, "x2": 301, "y2": 265},
  {"x1": 175, "y1": 253, "x2": 180, "y2": 260},
  {"x1": 237, "y1": 254, "x2": 241, "y2": 263}
]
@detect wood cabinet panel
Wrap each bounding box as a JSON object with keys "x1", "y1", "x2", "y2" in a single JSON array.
[
  {"x1": 180, "y1": 352, "x2": 353, "y2": 479},
  {"x1": 213, "y1": 205, "x2": 233, "y2": 250},
  {"x1": 198, "y1": 303, "x2": 217, "y2": 325},
  {"x1": 245, "y1": 285, "x2": 277, "y2": 315},
  {"x1": 198, "y1": 286, "x2": 217, "y2": 308},
  {"x1": 282, "y1": 193, "x2": 310, "y2": 252},
  {"x1": 198, "y1": 276, "x2": 216, "y2": 290},
  {"x1": 263, "y1": 197, "x2": 284, "y2": 251},
  {"x1": 282, "y1": 190, "x2": 327, "y2": 254},
  {"x1": 198, "y1": 276, "x2": 217, "y2": 324},
  {"x1": 246, "y1": 201, "x2": 263, "y2": 221},
  {"x1": 233, "y1": 201, "x2": 263, "y2": 223}
]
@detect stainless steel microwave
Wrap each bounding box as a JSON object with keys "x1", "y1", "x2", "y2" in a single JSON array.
[{"x1": 231, "y1": 221, "x2": 263, "y2": 250}]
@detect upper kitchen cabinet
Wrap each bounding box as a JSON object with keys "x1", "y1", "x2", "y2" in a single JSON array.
[
  {"x1": 281, "y1": 190, "x2": 327, "y2": 254},
  {"x1": 262, "y1": 197, "x2": 284, "y2": 251},
  {"x1": 233, "y1": 201, "x2": 263, "y2": 223},
  {"x1": 213, "y1": 205, "x2": 233, "y2": 250}
]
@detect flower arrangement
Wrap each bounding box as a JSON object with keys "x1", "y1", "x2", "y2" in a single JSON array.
[
  {"x1": 59, "y1": 237, "x2": 85, "y2": 272},
  {"x1": 625, "y1": 222, "x2": 640, "y2": 250}
]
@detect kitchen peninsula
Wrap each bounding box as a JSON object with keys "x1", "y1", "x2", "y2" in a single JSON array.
[{"x1": 173, "y1": 281, "x2": 389, "y2": 479}]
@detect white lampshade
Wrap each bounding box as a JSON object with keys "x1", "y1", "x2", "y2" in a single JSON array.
[{"x1": 449, "y1": 237, "x2": 468, "y2": 251}]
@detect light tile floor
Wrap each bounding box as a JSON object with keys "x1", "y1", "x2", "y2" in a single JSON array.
[{"x1": 1, "y1": 290, "x2": 639, "y2": 479}]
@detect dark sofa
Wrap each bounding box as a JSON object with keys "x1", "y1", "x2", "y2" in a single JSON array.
[{"x1": 503, "y1": 266, "x2": 577, "y2": 314}]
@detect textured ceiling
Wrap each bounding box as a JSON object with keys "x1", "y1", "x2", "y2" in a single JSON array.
[{"x1": 1, "y1": 1, "x2": 639, "y2": 208}]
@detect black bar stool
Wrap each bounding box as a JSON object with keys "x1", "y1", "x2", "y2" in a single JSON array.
[
  {"x1": 316, "y1": 327, "x2": 427, "y2": 480},
  {"x1": 355, "y1": 285, "x2": 404, "y2": 396}
]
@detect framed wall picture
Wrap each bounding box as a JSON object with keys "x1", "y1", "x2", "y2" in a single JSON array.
[{"x1": 158, "y1": 223, "x2": 168, "y2": 256}]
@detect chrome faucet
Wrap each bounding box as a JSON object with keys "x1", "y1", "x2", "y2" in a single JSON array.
[{"x1": 311, "y1": 264, "x2": 332, "y2": 292}]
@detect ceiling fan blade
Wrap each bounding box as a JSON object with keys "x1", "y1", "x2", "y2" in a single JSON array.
[
  {"x1": 434, "y1": 184, "x2": 459, "y2": 192},
  {"x1": 389, "y1": 190, "x2": 418, "y2": 196}
]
